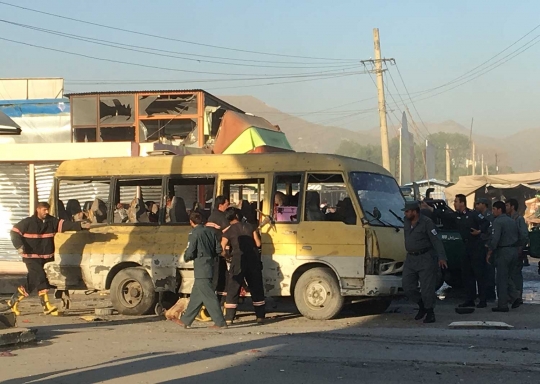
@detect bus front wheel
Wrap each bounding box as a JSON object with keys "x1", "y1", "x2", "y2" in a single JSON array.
[
  {"x1": 110, "y1": 267, "x2": 157, "y2": 316},
  {"x1": 294, "y1": 267, "x2": 344, "y2": 320}
]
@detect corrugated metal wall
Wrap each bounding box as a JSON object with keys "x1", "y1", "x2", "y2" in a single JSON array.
[
  {"x1": 0, "y1": 164, "x2": 30, "y2": 261},
  {"x1": 35, "y1": 163, "x2": 61, "y2": 202}
]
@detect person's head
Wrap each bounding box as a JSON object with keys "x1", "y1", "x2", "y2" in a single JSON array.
[
  {"x1": 402, "y1": 201, "x2": 420, "y2": 221},
  {"x1": 474, "y1": 197, "x2": 490, "y2": 213},
  {"x1": 274, "y1": 191, "x2": 287, "y2": 207},
  {"x1": 453, "y1": 194, "x2": 467, "y2": 212},
  {"x1": 215, "y1": 195, "x2": 230, "y2": 212},
  {"x1": 492, "y1": 201, "x2": 506, "y2": 217},
  {"x1": 225, "y1": 207, "x2": 243, "y2": 223},
  {"x1": 189, "y1": 212, "x2": 203, "y2": 227},
  {"x1": 505, "y1": 198, "x2": 518, "y2": 215},
  {"x1": 36, "y1": 202, "x2": 50, "y2": 220}
]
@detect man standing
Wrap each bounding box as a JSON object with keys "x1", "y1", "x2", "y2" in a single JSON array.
[
  {"x1": 423, "y1": 194, "x2": 489, "y2": 308},
  {"x1": 8, "y1": 202, "x2": 89, "y2": 316},
  {"x1": 475, "y1": 198, "x2": 496, "y2": 301},
  {"x1": 221, "y1": 207, "x2": 265, "y2": 325},
  {"x1": 487, "y1": 201, "x2": 520, "y2": 312},
  {"x1": 206, "y1": 195, "x2": 231, "y2": 298},
  {"x1": 402, "y1": 201, "x2": 447, "y2": 324},
  {"x1": 177, "y1": 212, "x2": 227, "y2": 329},
  {"x1": 506, "y1": 198, "x2": 529, "y2": 306}
]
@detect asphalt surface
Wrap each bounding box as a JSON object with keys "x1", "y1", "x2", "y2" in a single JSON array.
[{"x1": 1, "y1": 261, "x2": 540, "y2": 383}]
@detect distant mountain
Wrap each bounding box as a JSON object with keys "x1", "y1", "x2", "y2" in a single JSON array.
[{"x1": 219, "y1": 95, "x2": 534, "y2": 173}]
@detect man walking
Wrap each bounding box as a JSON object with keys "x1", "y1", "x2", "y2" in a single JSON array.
[
  {"x1": 475, "y1": 198, "x2": 496, "y2": 301},
  {"x1": 402, "y1": 201, "x2": 447, "y2": 323},
  {"x1": 206, "y1": 195, "x2": 230, "y2": 297},
  {"x1": 8, "y1": 202, "x2": 89, "y2": 316},
  {"x1": 221, "y1": 207, "x2": 266, "y2": 325},
  {"x1": 506, "y1": 198, "x2": 529, "y2": 306},
  {"x1": 177, "y1": 212, "x2": 227, "y2": 329},
  {"x1": 487, "y1": 201, "x2": 520, "y2": 312}
]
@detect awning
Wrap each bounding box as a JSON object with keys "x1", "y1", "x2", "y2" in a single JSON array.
[
  {"x1": 222, "y1": 127, "x2": 293, "y2": 154},
  {"x1": 0, "y1": 110, "x2": 21, "y2": 135}
]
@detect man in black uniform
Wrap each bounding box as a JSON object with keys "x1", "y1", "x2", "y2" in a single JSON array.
[
  {"x1": 9, "y1": 201, "x2": 89, "y2": 316},
  {"x1": 177, "y1": 212, "x2": 227, "y2": 329},
  {"x1": 475, "y1": 198, "x2": 496, "y2": 301},
  {"x1": 422, "y1": 194, "x2": 490, "y2": 308},
  {"x1": 402, "y1": 201, "x2": 447, "y2": 323},
  {"x1": 206, "y1": 195, "x2": 230, "y2": 297},
  {"x1": 221, "y1": 207, "x2": 265, "y2": 325}
]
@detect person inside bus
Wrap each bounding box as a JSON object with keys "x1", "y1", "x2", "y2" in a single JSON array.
[
  {"x1": 241, "y1": 200, "x2": 258, "y2": 226},
  {"x1": 341, "y1": 197, "x2": 357, "y2": 225},
  {"x1": 305, "y1": 191, "x2": 325, "y2": 221}
]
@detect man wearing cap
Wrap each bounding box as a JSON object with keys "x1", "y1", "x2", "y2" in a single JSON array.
[
  {"x1": 475, "y1": 198, "x2": 496, "y2": 301},
  {"x1": 402, "y1": 201, "x2": 447, "y2": 323}
]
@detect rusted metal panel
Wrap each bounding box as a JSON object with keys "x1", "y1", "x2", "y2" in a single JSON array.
[{"x1": 0, "y1": 163, "x2": 29, "y2": 261}]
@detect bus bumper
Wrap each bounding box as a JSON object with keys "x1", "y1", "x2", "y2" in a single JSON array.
[{"x1": 341, "y1": 275, "x2": 402, "y2": 297}]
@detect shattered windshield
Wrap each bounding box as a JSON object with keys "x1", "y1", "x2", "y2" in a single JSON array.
[{"x1": 350, "y1": 172, "x2": 405, "y2": 228}]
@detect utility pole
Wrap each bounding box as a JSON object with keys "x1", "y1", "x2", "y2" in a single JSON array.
[
  {"x1": 445, "y1": 143, "x2": 451, "y2": 182},
  {"x1": 372, "y1": 28, "x2": 390, "y2": 172},
  {"x1": 481, "y1": 154, "x2": 484, "y2": 176},
  {"x1": 472, "y1": 142, "x2": 476, "y2": 175},
  {"x1": 495, "y1": 153, "x2": 499, "y2": 174},
  {"x1": 469, "y1": 117, "x2": 474, "y2": 175}
]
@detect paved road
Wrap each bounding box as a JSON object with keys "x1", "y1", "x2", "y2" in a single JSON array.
[{"x1": 1, "y1": 263, "x2": 540, "y2": 383}]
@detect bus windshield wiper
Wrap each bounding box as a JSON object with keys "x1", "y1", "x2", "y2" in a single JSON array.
[
  {"x1": 365, "y1": 211, "x2": 400, "y2": 232},
  {"x1": 389, "y1": 209, "x2": 404, "y2": 224}
]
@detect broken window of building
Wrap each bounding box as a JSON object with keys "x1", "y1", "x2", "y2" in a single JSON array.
[
  {"x1": 72, "y1": 97, "x2": 98, "y2": 126},
  {"x1": 100, "y1": 126, "x2": 135, "y2": 142},
  {"x1": 139, "y1": 119, "x2": 198, "y2": 145},
  {"x1": 99, "y1": 95, "x2": 135, "y2": 125},
  {"x1": 73, "y1": 127, "x2": 97, "y2": 143},
  {"x1": 138, "y1": 94, "x2": 198, "y2": 117}
]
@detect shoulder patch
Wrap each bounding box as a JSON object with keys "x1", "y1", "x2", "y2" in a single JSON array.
[
  {"x1": 431, "y1": 229, "x2": 438, "y2": 236},
  {"x1": 478, "y1": 214, "x2": 484, "y2": 219}
]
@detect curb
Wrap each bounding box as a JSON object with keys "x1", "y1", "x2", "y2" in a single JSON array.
[{"x1": 0, "y1": 327, "x2": 37, "y2": 347}]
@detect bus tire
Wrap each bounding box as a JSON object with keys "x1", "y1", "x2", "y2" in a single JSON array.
[
  {"x1": 110, "y1": 267, "x2": 156, "y2": 316},
  {"x1": 294, "y1": 267, "x2": 344, "y2": 320}
]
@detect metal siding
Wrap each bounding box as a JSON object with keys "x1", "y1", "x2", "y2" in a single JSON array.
[
  {"x1": 0, "y1": 163, "x2": 29, "y2": 261},
  {"x1": 35, "y1": 163, "x2": 61, "y2": 203}
]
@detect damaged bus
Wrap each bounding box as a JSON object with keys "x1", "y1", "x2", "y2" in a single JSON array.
[{"x1": 47, "y1": 153, "x2": 406, "y2": 319}]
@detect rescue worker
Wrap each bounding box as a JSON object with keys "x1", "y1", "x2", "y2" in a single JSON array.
[
  {"x1": 206, "y1": 195, "x2": 231, "y2": 298},
  {"x1": 487, "y1": 201, "x2": 520, "y2": 312},
  {"x1": 8, "y1": 201, "x2": 89, "y2": 316},
  {"x1": 422, "y1": 194, "x2": 490, "y2": 308},
  {"x1": 475, "y1": 198, "x2": 496, "y2": 301},
  {"x1": 177, "y1": 212, "x2": 227, "y2": 329},
  {"x1": 402, "y1": 201, "x2": 447, "y2": 324},
  {"x1": 505, "y1": 198, "x2": 529, "y2": 306},
  {"x1": 221, "y1": 207, "x2": 265, "y2": 325}
]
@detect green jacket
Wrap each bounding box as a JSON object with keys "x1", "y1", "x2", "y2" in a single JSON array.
[{"x1": 184, "y1": 224, "x2": 223, "y2": 279}]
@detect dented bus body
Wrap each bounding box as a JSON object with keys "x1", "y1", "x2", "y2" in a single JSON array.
[{"x1": 47, "y1": 153, "x2": 406, "y2": 319}]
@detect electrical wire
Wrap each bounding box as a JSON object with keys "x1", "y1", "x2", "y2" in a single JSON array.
[
  {"x1": 0, "y1": 36, "x2": 364, "y2": 78},
  {"x1": 0, "y1": 19, "x2": 360, "y2": 70},
  {"x1": 0, "y1": 1, "x2": 359, "y2": 62}
]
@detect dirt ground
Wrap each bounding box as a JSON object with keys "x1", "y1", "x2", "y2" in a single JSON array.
[{"x1": 1, "y1": 261, "x2": 540, "y2": 383}]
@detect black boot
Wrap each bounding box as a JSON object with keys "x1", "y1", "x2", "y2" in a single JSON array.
[
  {"x1": 423, "y1": 309, "x2": 435, "y2": 323},
  {"x1": 476, "y1": 301, "x2": 487, "y2": 308},
  {"x1": 414, "y1": 300, "x2": 427, "y2": 320},
  {"x1": 458, "y1": 300, "x2": 476, "y2": 308}
]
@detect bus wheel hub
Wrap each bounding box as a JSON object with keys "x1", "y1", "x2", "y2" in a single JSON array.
[{"x1": 307, "y1": 281, "x2": 328, "y2": 307}]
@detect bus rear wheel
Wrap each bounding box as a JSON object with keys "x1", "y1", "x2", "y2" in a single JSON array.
[
  {"x1": 110, "y1": 267, "x2": 156, "y2": 316},
  {"x1": 294, "y1": 267, "x2": 344, "y2": 320}
]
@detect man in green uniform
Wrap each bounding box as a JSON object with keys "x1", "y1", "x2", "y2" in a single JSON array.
[
  {"x1": 475, "y1": 198, "x2": 496, "y2": 301},
  {"x1": 402, "y1": 201, "x2": 448, "y2": 323},
  {"x1": 176, "y1": 212, "x2": 227, "y2": 329},
  {"x1": 506, "y1": 198, "x2": 529, "y2": 306},
  {"x1": 487, "y1": 201, "x2": 520, "y2": 312}
]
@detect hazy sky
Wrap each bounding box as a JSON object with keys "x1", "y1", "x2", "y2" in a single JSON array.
[{"x1": 0, "y1": 0, "x2": 539, "y2": 137}]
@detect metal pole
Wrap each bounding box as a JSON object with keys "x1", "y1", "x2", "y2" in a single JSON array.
[
  {"x1": 373, "y1": 28, "x2": 390, "y2": 172},
  {"x1": 445, "y1": 143, "x2": 451, "y2": 182}
]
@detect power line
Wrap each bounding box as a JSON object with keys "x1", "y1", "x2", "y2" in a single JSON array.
[
  {"x1": 0, "y1": 36, "x2": 364, "y2": 78},
  {"x1": 0, "y1": 19, "x2": 360, "y2": 70},
  {"x1": 0, "y1": 1, "x2": 359, "y2": 62}
]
